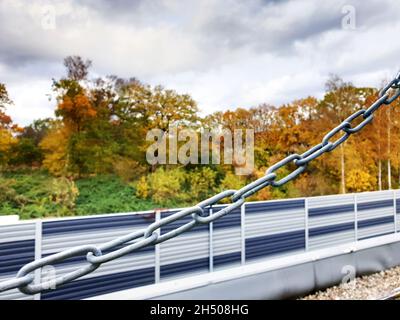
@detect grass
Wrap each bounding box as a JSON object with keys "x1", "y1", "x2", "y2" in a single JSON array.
[
  {"x1": 75, "y1": 175, "x2": 157, "y2": 215},
  {"x1": 0, "y1": 170, "x2": 157, "y2": 219}
]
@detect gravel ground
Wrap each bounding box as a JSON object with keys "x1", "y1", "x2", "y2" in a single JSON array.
[{"x1": 301, "y1": 266, "x2": 400, "y2": 300}]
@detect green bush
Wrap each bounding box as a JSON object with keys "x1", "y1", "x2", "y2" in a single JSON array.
[
  {"x1": 0, "y1": 176, "x2": 29, "y2": 208},
  {"x1": 0, "y1": 171, "x2": 157, "y2": 219},
  {"x1": 0, "y1": 169, "x2": 252, "y2": 219},
  {"x1": 137, "y1": 167, "x2": 188, "y2": 207},
  {"x1": 187, "y1": 167, "x2": 217, "y2": 201},
  {"x1": 0, "y1": 171, "x2": 82, "y2": 219},
  {"x1": 75, "y1": 175, "x2": 156, "y2": 215}
]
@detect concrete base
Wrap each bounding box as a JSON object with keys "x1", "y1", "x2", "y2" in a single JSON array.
[{"x1": 154, "y1": 240, "x2": 400, "y2": 300}]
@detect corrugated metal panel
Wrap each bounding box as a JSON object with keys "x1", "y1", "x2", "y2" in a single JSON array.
[
  {"x1": 357, "y1": 190, "x2": 394, "y2": 240},
  {"x1": 358, "y1": 216, "x2": 394, "y2": 228},
  {"x1": 309, "y1": 222, "x2": 354, "y2": 237},
  {"x1": 308, "y1": 212, "x2": 355, "y2": 228},
  {"x1": 246, "y1": 199, "x2": 305, "y2": 213},
  {"x1": 246, "y1": 230, "x2": 305, "y2": 261},
  {"x1": 41, "y1": 267, "x2": 155, "y2": 300},
  {"x1": 42, "y1": 213, "x2": 154, "y2": 235},
  {"x1": 245, "y1": 200, "x2": 305, "y2": 239},
  {"x1": 245, "y1": 200, "x2": 305, "y2": 261},
  {"x1": 308, "y1": 194, "x2": 355, "y2": 250},
  {"x1": 212, "y1": 204, "x2": 241, "y2": 269},
  {"x1": 357, "y1": 190, "x2": 393, "y2": 202},
  {"x1": 308, "y1": 230, "x2": 354, "y2": 250},
  {"x1": 0, "y1": 223, "x2": 35, "y2": 243},
  {"x1": 309, "y1": 204, "x2": 354, "y2": 217},
  {"x1": 395, "y1": 189, "x2": 400, "y2": 231},
  {"x1": 41, "y1": 214, "x2": 155, "y2": 300},
  {"x1": 308, "y1": 194, "x2": 354, "y2": 225},
  {"x1": 308, "y1": 194, "x2": 355, "y2": 209},
  {"x1": 213, "y1": 227, "x2": 241, "y2": 259},
  {"x1": 0, "y1": 240, "x2": 35, "y2": 274},
  {"x1": 397, "y1": 214, "x2": 400, "y2": 231},
  {"x1": 357, "y1": 191, "x2": 393, "y2": 220},
  {"x1": 160, "y1": 209, "x2": 209, "y2": 281},
  {"x1": 358, "y1": 223, "x2": 394, "y2": 240},
  {"x1": 160, "y1": 233, "x2": 209, "y2": 265},
  {"x1": 0, "y1": 223, "x2": 35, "y2": 301},
  {"x1": 357, "y1": 205, "x2": 393, "y2": 221}
]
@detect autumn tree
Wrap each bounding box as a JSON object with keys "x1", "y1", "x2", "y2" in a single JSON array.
[
  {"x1": 315, "y1": 75, "x2": 367, "y2": 194},
  {"x1": 42, "y1": 56, "x2": 201, "y2": 178},
  {"x1": 45, "y1": 56, "x2": 97, "y2": 176},
  {"x1": 64, "y1": 56, "x2": 92, "y2": 81},
  {"x1": 116, "y1": 79, "x2": 200, "y2": 174},
  {"x1": 0, "y1": 83, "x2": 16, "y2": 167},
  {"x1": 16, "y1": 55, "x2": 400, "y2": 209},
  {"x1": 11, "y1": 118, "x2": 52, "y2": 167},
  {"x1": 40, "y1": 121, "x2": 70, "y2": 176}
]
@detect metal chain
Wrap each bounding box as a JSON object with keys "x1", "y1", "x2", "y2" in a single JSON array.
[{"x1": 1, "y1": 71, "x2": 400, "y2": 296}]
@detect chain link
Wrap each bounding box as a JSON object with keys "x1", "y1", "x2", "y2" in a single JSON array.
[
  {"x1": 1, "y1": 71, "x2": 400, "y2": 296},
  {"x1": 380, "y1": 73, "x2": 400, "y2": 104},
  {"x1": 17, "y1": 245, "x2": 102, "y2": 295}
]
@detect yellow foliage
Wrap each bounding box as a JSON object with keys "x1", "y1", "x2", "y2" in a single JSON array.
[
  {"x1": 346, "y1": 169, "x2": 376, "y2": 193},
  {"x1": 143, "y1": 167, "x2": 187, "y2": 204},
  {"x1": 0, "y1": 128, "x2": 14, "y2": 152},
  {"x1": 113, "y1": 157, "x2": 145, "y2": 182},
  {"x1": 50, "y1": 177, "x2": 79, "y2": 214},
  {"x1": 187, "y1": 167, "x2": 217, "y2": 201},
  {"x1": 0, "y1": 128, "x2": 16, "y2": 166},
  {"x1": 247, "y1": 170, "x2": 272, "y2": 201},
  {"x1": 219, "y1": 172, "x2": 246, "y2": 191},
  {"x1": 40, "y1": 126, "x2": 70, "y2": 176},
  {"x1": 136, "y1": 176, "x2": 149, "y2": 199}
]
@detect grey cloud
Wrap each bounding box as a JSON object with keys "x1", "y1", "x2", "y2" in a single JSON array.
[
  {"x1": 0, "y1": 0, "x2": 397, "y2": 70},
  {"x1": 1, "y1": 0, "x2": 400, "y2": 126},
  {"x1": 197, "y1": 1, "x2": 341, "y2": 53},
  {"x1": 197, "y1": 0, "x2": 397, "y2": 56}
]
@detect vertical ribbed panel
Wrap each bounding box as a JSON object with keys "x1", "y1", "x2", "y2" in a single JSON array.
[
  {"x1": 41, "y1": 213, "x2": 155, "y2": 300},
  {"x1": 308, "y1": 194, "x2": 355, "y2": 250},
  {"x1": 159, "y1": 209, "x2": 209, "y2": 281},
  {"x1": 357, "y1": 190, "x2": 394, "y2": 240},
  {"x1": 245, "y1": 199, "x2": 305, "y2": 261},
  {"x1": 0, "y1": 223, "x2": 35, "y2": 300},
  {"x1": 212, "y1": 204, "x2": 242, "y2": 270}
]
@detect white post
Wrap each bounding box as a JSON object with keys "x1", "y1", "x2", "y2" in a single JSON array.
[
  {"x1": 304, "y1": 198, "x2": 309, "y2": 251},
  {"x1": 34, "y1": 220, "x2": 42, "y2": 300},
  {"x1": 393, "y1": 190, "x2": 397, "y2": 233},
  {"x1": 354, "y1": 194, "x2": 358, "y2": 242},
  {"x1": 241, "y1": 203, "x2": 246, "y2": 265},
  {"x1": 209, "y1": 207, "x2": 213, "y2": 273},
  {"x1": 155, "y1": 210, "x2": 161, "y2": 283}
]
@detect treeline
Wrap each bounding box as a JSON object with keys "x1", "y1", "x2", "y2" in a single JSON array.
[{"x1": 1, "y1": 56, "x2": 399, "y2": 219}]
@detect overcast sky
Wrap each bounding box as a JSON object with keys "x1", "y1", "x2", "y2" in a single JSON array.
[{"x1": 1, "y1": 0, "x2": 400, "y2": 126}]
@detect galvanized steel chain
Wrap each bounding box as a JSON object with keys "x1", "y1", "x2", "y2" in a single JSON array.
[{"x1": 1, "y1": 71, "x2": 400, "y2": 295}]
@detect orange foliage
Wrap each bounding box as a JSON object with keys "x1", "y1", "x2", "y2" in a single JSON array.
[{"x1": 58, "y1": 93, "x2": 96, "y2": 130}]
